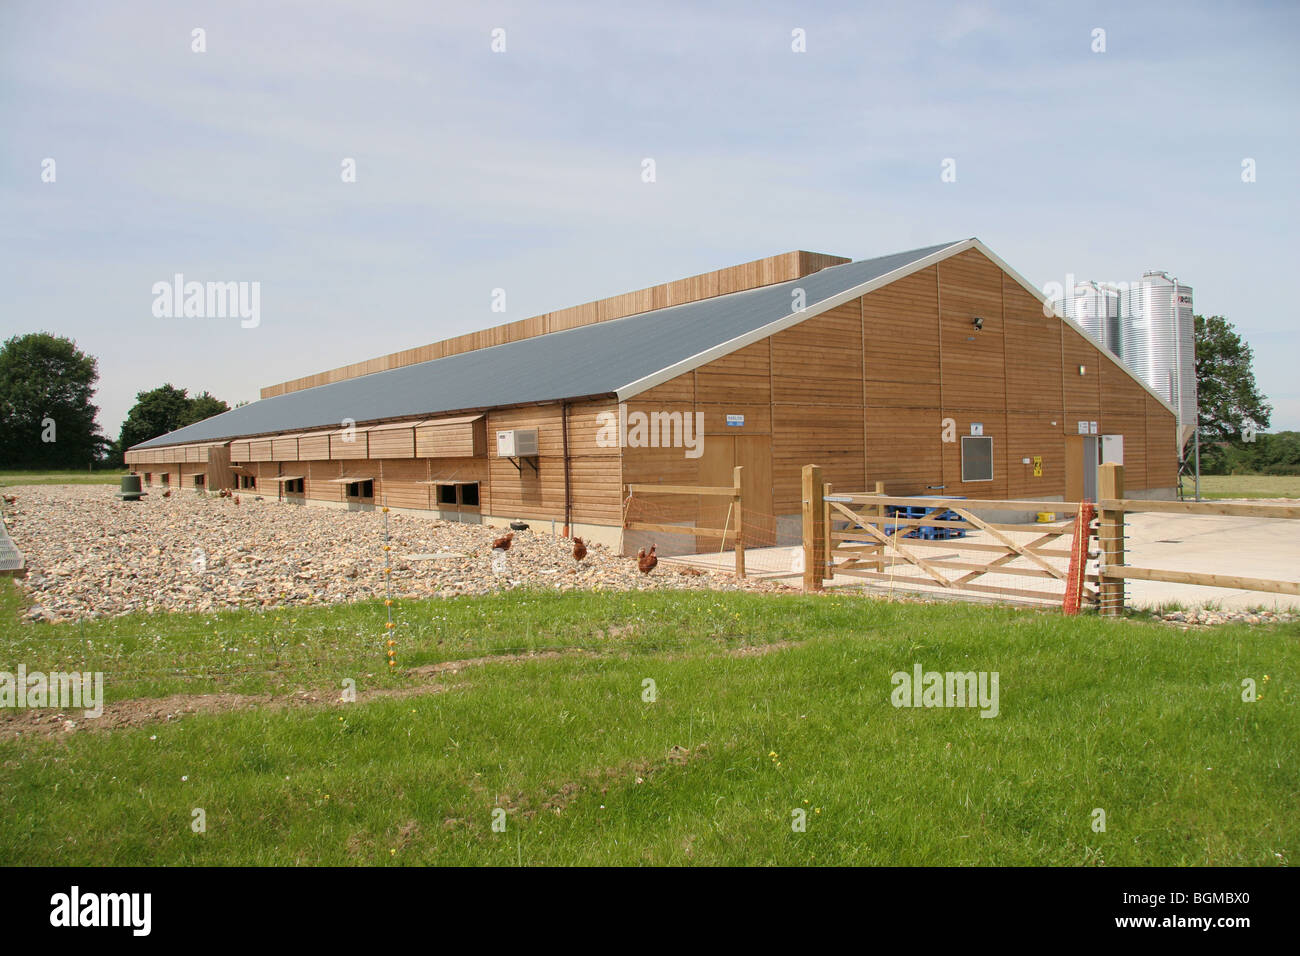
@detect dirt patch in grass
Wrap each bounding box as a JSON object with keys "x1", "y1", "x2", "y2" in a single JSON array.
[
  {"x1": 0, "y1": 641, "x2": 796, "y2": 740},
  {"x1": 0, "y1": 679, "x2": 461, "y2": 740},
  {"x1": 406, "y1": 648, "x2": 583, "y2": 677},
  {"x1": 489, "y1": 742, "x2": 715, "y2": 824}
]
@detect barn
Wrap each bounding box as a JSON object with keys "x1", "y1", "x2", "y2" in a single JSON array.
[{"x1": 125, "y1": 238, "x2": 1178, "y2": 553}]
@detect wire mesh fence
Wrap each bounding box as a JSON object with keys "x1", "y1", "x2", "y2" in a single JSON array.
[{"x1": 621, "y1": 492, "x2": 804, "y2": 579}]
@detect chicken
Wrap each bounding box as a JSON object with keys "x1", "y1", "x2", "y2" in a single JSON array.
[
  {"x1": 492, "y1": 531, "x2": 514, "y2": 552},
  {"x1": 1, "y1": 494, "x2": 16, "y2": 505},
  {"x1": 234, "y1": 495, "x2": 240, "y2": 506},
  {"x1": 572, "y1": 537, "x2": 587, "y2": 563},
  {"x1": 637, "y1": 544, "x2": 658, "y2": 575},
  {"x1": 162, "y1": 489, "x2": 172, "y2": 498}
]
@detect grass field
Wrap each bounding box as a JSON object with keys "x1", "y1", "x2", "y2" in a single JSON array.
[
  {"x1": 0, "y1": 470, "x2": 124, "y2": 488},
  {"x1": 0, "y1": 578, "x2": 1294, "y2": 866},
  {"x1": 1180, "y1": 474, "x2": 1300, "y2": 499}
]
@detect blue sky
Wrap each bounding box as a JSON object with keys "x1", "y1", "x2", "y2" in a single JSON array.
[{"x1": 2, "y1": 0, "x2": 1297, "y2": 438}]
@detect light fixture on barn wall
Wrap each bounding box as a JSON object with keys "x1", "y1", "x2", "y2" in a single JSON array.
[
  {"x1": 971, "y1": 316, "x2": 984, "y2": 331},
  {"x1": 1079, "y1": 364, "x2": 1087, "y2": 375}
]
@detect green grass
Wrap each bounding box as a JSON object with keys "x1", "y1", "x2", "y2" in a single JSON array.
[
  {"x1": 0, "y1": 469, "x2": 125, "y2": 488},
  {"x1": 1180, "y1": 474, "x2": 1300, "y2": 499},
  {"x1": 1, "y1": 580, "x2": 1295, "y2": 865}
]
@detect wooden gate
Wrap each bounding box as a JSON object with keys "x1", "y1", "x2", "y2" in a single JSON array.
[{"x1": 802, "y1": 465, "x2": 1092, "y2": 607}]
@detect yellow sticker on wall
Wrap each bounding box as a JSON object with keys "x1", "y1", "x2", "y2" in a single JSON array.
[{"x1": 1032, "y1": 456, "x2": 1043, "y2": 477}]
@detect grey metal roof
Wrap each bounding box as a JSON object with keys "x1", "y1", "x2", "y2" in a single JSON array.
[{"x1": 134, "y1": 240, "x2": 963, "y2": 449}]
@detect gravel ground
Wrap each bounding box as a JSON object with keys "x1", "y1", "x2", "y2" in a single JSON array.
[{"x1": 2, "y1": 485, "x2": 792, "y2": 623}]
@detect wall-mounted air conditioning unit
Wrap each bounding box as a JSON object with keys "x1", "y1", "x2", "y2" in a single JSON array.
[{"x1": 496, "y1": 428, "x2": 539, "y2": 459}]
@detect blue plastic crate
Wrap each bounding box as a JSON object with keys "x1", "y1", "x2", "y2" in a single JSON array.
[{"x1": 886, "y1": 499, "x2": 968, "y2": 540}]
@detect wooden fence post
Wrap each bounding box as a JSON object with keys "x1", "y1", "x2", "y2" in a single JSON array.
[
  {"x1": 1097, "y1": 463, "x2": 1125, "y2": 616},
  {"x1": 872, "y1": 480, "x2": 886, "y2": 571},
  {"x1": 823, "y1": 481, "x2": 834, "y2": 584},
  {"x1": 802, "y1": 465, "x2": 825, "y2": 591},
  {"x1": 733, "y1": 466, "x2": 745, "y2": 579}
]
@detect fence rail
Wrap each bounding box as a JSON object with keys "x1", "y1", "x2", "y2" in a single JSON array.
[
  {"x1": 804, "y1": 462, "x2": 1300, "y2": 614},
  {"x1": 624, "y1": 467, "x2": 746, "y2": 577},
  {"x1": 1095, "y1": 464, "x2": 1300, "y2": 610}
]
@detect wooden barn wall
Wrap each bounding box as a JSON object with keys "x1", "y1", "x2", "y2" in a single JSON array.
[
  {"x1": 426, "y1": 457, "x2": 491, "y2": 512},
  {"x1": 620, "y1": 249, "x2": 1178, "y2": 516},
  {"x1": 621, "y1": 372, "x2": 702, "y2": 524},
  {"x1": 379, "y1": 458, "x2": 428, "y2": 510},
  {"x1": 485, "y1": 399, "x2": 620, "y2": 525},
  {"x1": 772, "y1": 304, "x2": 864, "y2": 510},
  {"x1": 207, "y1": 446, "x2": 235, "y2": 491},
  {"x1": 271, "y1": 436, "x2": 300, "y2": 461},
  {"x1": 179, "y1": 463, "x2": 204, "y2": 489},
  {"x1": 415, "y1": 418, "x2": 485, "y2": 458},
  {"x1": 298, "y1": 434, "x2": 331, "y2": 460},
  {"x1": 304, "y1": 461, "x2": 341, "y2": 502}
]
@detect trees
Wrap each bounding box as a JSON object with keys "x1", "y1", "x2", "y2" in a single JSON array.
[
  {"x1": 183, "y1": 391, "x2": 231, "y2": 427},
  {"x1": 118, "y1": 384, "x2": 191, "y2": 451},
  {"x1": 1194, "y1": 315, "x2": 1272, "y2": 443},
  {"x1": 118, "y1": 385, "x2": 230, "y2": 451},
  {"x1": 0, "y1": 333, "x2": 105, "y2": 469}
]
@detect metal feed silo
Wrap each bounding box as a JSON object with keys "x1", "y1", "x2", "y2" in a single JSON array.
[
  {"x1": 1059, "y1": 281, "x2": 1122, "y2": 358},
  {"x1": 1119, "y1": 272, "x2": 1197, "y2": 450}
]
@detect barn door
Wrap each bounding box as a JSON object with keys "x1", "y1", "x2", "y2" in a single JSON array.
[
  {"x1": 697, "y1": 437, "x2": 735, "y2": 553},
  {"x1": 735, "y1": 435, "x2": 775, "y2": 546},
  {"x1": 696, "y1": 435, "x2": 775, "y2": 551},
  {"x1": 1064, "y1": 435, "x2": 1099, "y2": 503}
]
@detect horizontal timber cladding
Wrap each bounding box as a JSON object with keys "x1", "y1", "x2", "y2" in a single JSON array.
[
  {"x1": 304, "y1": 460, "x2": 341, "y2": 501},
  {"x1": 297, "y1": 432, "x2": 330, "y2": 460},
  {"x1": 1004, "y1": 412, "x2": 1066, "y2": 499},
  {"x1": 329, "y1": 429, "x2": 368, "y2": 459},
  {"x1": 1062, "y1": 325, "x2": 1102, "y2": 424},
  {"x1": 271, "y1": 434, "x2": 301, "y2": 461},
  {"x1": 258, "y1": 250, "x2": 849, "y2": 399},
  {"x1": 1002, "y1": 276, "x2": 1064, "y2": 412},
  {"x1": 695, "y1": 340, "x2": 771, "y2": 406},
  {"x1": 249, "y1": 439, "x2": 273, "y2": 462},
  {"x1": 366, "y1": 422, "x2": 416, "y2": 459},
  {"x1": 864, "y1": 407, "x2": 944, "y2": 496},
  {"x1": 937, "y1": 250, "x2": 1007, "y2": 410},
  {"x1": 378, "y1": 458, "x2": 428, "y2": 510},
  {"x1": 484, "y1": 400, "x2": 618, "y2": 524},
  {"x1": 230, "y1": 440, "x2": 250, "y2": 463},
  {"x1": 861, "y1": 268, "x2": 940, "y2": 385},
  {"x1": 621, "y1": 443, "x2": 705, "y2": 524},
  {"x1": 415, "y1": 415, "x2": 486, "y2": 458},
  {"x1": 773, "y1": 404, "x2": 865, "y2": 509},
  {"x1": 1146, "y1": 394, "x2": 1179, "y2": 488},
  {"x1": 772, "y1": 304, "x2": 863, "y2": 405},
  {"x1": 635, "y1": 371, "x2": 696, "y2": 404}
]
